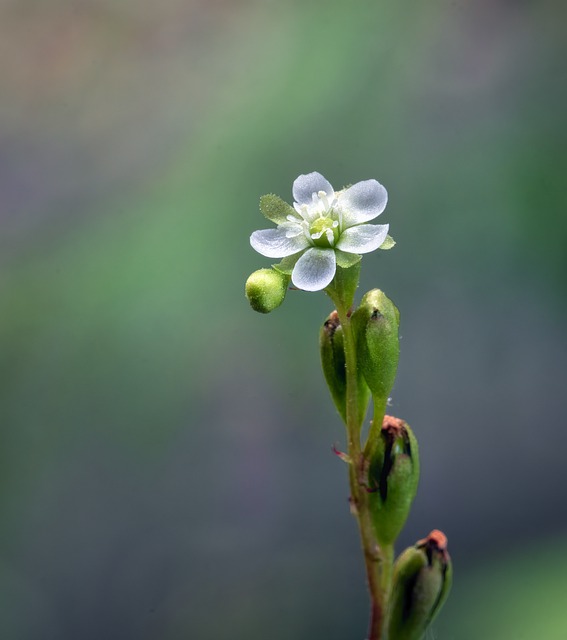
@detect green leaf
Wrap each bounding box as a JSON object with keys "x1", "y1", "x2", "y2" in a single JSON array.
[
  {"x1": 272, "y1": 252, "x2": 302, "y2": 275},
  {"x1": 379, "y1": 235, "x2": 396, "y2": 250},
  {"x1": 334, "y1": 250, "x2": 362, "y2": 269},
  {"x1": 259, "y1": 194, "x2": 295, "y2": 225}
]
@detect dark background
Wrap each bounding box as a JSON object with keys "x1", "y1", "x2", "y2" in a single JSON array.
[{"x1": 1, "y1": 1, "x2": 566, "y2": 638}]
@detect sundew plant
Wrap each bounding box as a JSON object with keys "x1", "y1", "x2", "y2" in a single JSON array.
[{"x1": 245, "y1": 172, "x2": 452, "y2": 640}]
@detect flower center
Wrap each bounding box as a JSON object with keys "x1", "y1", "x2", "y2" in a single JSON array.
[{"x1": 309, "y1": 216, "x2": 339, "y2": 248}]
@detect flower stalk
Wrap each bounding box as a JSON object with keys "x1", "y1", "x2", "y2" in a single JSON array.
[
  {"x1": 246, "y1": 171, "x2": 452, "y2": 640},
  {"x1": 327, "y1": 282, "x2": 392, "y2": 640}
]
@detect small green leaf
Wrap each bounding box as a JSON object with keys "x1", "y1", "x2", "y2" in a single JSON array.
[
  {"x1": 334, "y1": 250, "x2": 362, "y2": 269},
  {"x1": 259, "y1": 194, "x2": 295, "y2": 225},
  {"x1": 379, "y1": 235, "x2": 396, "y2": 250},
  {"x1": 272, "y1": 252, "x2": 302, "y2": 275}
]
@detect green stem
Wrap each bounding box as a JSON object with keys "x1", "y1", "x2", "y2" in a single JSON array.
[
  {"x1": 327, "y1": 283, "x2": 390, "y2": 640},
  {"x1": 380, "y1": 543, "x2": 394, "y2": 617},
  {"x1": 370, "y1": 396, "x2": 388, "y2": 444}
]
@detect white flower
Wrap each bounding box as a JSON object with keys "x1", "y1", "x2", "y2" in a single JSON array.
[{"x1": 250, "y1": 172, "x2": 390, "y2": 291}]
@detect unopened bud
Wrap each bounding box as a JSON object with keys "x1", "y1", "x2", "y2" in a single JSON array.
[
  {"x1": 245, "y1": 268, "x2": 289, "y2": 313},
  {"x1": 388, "y1": 530, "x2": 453, "y2": 640},
  {"x1": 351, "y1": 289, "x2": 400, "y2": 418},
  {"x1": 319, "y1": 311, "x2": 370, "y2": 425},
  {"x1": 364, "y1": 415, "x2": 419, "y2": 545},
  {"x1": 320, "y1": 311, "x2": 347, "y2": 422}
]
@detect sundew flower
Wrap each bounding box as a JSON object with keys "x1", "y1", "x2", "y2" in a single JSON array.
[{"x1": 250, "y1": 172, "x2": 390, "y2": 291}]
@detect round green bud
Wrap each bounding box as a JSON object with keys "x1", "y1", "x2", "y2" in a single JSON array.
[
  {"x1": 364, "y1": 415, "x2": 419, "y2": 546},
  {"x1": 245, "y1": 268, "x2": 289, "y2": 313},
  {"x1": 388, "y1": 530, "x2": 453, "y2": 640}
]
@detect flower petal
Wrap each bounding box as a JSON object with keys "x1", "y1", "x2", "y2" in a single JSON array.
[
  {"x1": 250, "y1": 228, "x2": 310, "y2": 258},
  {"x1": 292, "y1": 172, "x2": 334, "y2": 205},
  {"x1": 291, "y1": 248, "x2": 336, "y2": 291},
  {"x1": 339, "y1": 179, "x2": 388, "y2": 226},
  {"x1": 336, "y1": 224, "x2": 389, "y2": 254},
  {"x1": 278, "y1": 220, "x2": 304, "y2": 238}
]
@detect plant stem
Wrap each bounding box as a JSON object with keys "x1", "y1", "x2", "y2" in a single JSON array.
[
  {"x1": 379, "y1": 543, "x2": 394, "y2": 616},
  {"x1": 329, "y1": 290, "x2": 390, "y2": 640}
]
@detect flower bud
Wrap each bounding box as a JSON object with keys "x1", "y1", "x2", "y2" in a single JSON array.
[
  {"x1": 351, "y1": 289, "x2": 400, "y2": 418},
  {"x1": 320, "y1": 311, "x2": 347, "y2": 422},
  {"x1": 388, "y1": 530, "x2": 453, "y2": 640},
  {"x1": 319, "y1": 311, "x2": 370, "y2": 425},
  {"x1": 245, "y1": 268, "x2": 289, "y2": 313},
  {"x1": 364, "y1": 415, "x2": 419, "y2": 546}
]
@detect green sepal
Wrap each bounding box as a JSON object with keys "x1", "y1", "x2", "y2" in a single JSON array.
[
  {"x1": 351, "y1": 289, "x2": 400, "y2": 422},
  {"x1": 379, "y1": 234, "x2": 396, "y2": 250},
  {"x1": 259, "y1": 194, "x2": 295, "y2": 225},
  {"x1": 388, "y1": 531, "x2": 453, "y2": 640},
  {"x1": 272, "y1": 252, "x2": 302, "y2": 276},
  {"x1": 319, "y1": 311, "x2": 371, "y2": 426},
  {"x1": 334, "y1": 250, "x2": 362, "y2": 269},
  {"x1": 364, "y1": 416, "x2": 419, "y2": 546},
  {"x1": 245, "y1": 268, "x2": 289, "y2": 313}
]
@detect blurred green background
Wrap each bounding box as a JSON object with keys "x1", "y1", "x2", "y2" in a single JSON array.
[{"x1": 1, "y1": 0, "x2": 566, "y2": 638}]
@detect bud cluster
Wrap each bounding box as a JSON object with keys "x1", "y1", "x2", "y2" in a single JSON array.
[{"x1": 317, "y1": 289, "x2": 451, "y2": 639}]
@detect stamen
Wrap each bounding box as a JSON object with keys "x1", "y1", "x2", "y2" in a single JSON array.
[
  {"x1": 318, "y1": 190, "x2": 331, "y2": 211},
  {"x1": 295, "y1": 203, "x2": 311, "y2": 221}
]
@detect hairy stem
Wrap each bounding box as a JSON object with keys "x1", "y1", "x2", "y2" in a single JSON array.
[{"x1": 328, "y1": 285, "x2": 389, "y2": 640}]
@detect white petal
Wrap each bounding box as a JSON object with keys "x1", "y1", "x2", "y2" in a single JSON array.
[
  {"x1": 278, "y1": 221, "x2": 304, "y2": 238},
  {"x1": 292, "y1": 172, "x2": 334, "y2": 205},
  {"x1": 250, "y1": 228, "x2": 310, "y2": 258},
  {"x1": 291, "y1": 248, "x2": 336, "y2": 291},
  {"x1": 339, "y1": 179, "x2": 388, "y2": 226},
  {"x1": 336, "y1": 224, "x2": 389, "y2": 254}
]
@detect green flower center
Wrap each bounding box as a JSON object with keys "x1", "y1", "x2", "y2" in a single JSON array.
[{"x1": 309, "y1": 217, "x2": 339, "y2": 248}]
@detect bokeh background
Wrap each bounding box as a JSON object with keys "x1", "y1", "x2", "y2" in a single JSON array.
[{"x1": 1, "y1": 0, "x2": 566, "y2": 638}]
